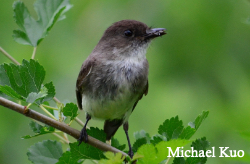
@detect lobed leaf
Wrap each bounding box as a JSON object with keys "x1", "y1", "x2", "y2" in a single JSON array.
[
  {"x1": 56, "y1": 151, "x2": 83, "y2": 164},
  {"x1": 158, "y1": 116, "x2": 184, "y2": 140},
  {"x1": 150, "y1": 135, "x2": 165, "y2": 145},
  {"x1": 22, "y1": 121, "x2": 55, "y2": 139},
  {"x1": 37, "y1": 82, "x2": 56, "y2": 104},
  {"x1": 13, "y1": 0, "x2": 72, "y2": 46},
  {"x1": 188, "y1": 111, "x2": 209, "y2": 130},
  {"x1": 62, "y1": 103, "x2": 78, "y2": 121},
  {"x1": 99, "y1": 152, "x2": 125, "y2": 164},
  {"x1": 0, "y1": 59, "x2": 55, "y2": 104},
  {"x1": 0, "y1": 85, "x2": 23, "y2": 100},
  {"x1": 111, "y1": 138, "x2": 126, "y2": 151},
  {"x1": 70, "y1": 142, "x2": 105, "y2": 160},
  {"x1": 69, "y1": 127, "x2": 106, "y2": 160},
  {"x1": 27, "y1": 140, "x2": 63, "y2": 164},
  {"x1": 136, "y1": 139, "x2": 191, "y2": 164}
]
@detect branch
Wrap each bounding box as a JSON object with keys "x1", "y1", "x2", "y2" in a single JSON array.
[
  {"x1": 0, "y1": 96, "x2": 127, "y2": 157},
  {"x1": 0, "y1": 46, "x2": 20, "y2": 65},
  {"x1": 31, "y1": 47, "x2": 37, "y2": 59}
]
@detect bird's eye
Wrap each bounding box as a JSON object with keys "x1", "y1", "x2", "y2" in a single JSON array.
[{"x1": 124, "y1": 30, "x2": 133, "y2": 37}]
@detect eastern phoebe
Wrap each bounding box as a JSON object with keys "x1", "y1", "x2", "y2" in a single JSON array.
[{"x1": 76, "y1": 20, "x2": 166, "y2": 157}]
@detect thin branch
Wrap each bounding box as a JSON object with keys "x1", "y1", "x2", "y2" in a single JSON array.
[
  {"x1": 75, "y1": 117, "x2": 85, "y2": 127},
  {"x1": 53, "y1": 97, "x2": 61, "y2": 104},
  {"x1": 0, "y1": 96, "x2": 127, "y2": 157},
  {"x1": 39, "y1": 104, "x2": 58, "y2": 120},
  {"x1": 31, "y1": 47, "x2": 37, "y2": 59},
  {"x1": 0, "y1": 46, "x2": 20, "y2": 65},
  {"x1": 53, "y1": 133, "x2": 69, "y2": 144},
  {"x1": 41, "y1": 104, "x2": 59, "y2": 111}
]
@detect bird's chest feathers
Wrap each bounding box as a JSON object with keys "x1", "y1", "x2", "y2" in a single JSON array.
[
  {"x1": 109, "y1": 47, "x2": 148, "y2": 85},
  {"x1": 106, "y1": 56, "x2": 147, "y2": 90}
]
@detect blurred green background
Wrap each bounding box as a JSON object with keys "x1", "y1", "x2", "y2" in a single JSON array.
[{"x1": 1, "y1": 0, "x2": 250, "y2": 163}]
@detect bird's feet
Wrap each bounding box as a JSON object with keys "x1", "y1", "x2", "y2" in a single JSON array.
[
  {"x1": 78, "y1": 126, "x2": 88, "y2": 145},
  {"x1": 128, "y1": 149, "x2": 134, "y2": 159}
]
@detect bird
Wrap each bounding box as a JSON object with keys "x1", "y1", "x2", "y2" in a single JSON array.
[{"x1": 76, "y1": 20, "x2": 166, "y2": 158}]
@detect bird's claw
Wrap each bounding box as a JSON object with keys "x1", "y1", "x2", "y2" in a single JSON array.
[
  {"x1": 128, "y1": 149, "x2": 134, "y2": 159},
  {"x1": 78, "y1": 127, "x2": 88, "y2": 145}
]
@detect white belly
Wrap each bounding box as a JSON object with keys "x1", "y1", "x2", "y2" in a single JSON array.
[{"x1": 81, "y1": 90, "x2": 137, "y2": 121}]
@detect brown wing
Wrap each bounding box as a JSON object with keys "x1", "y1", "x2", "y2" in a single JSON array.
[
  {"x1": 76, "y1": 60, "x2": 93, "y2": 110},
  {"x1": 131, "y1": 80, "x2": 148, "y2": 112}
]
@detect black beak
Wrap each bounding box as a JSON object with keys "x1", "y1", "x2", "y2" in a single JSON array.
[{"x1": 145, "y1": 28, "x2": 166, "y2": 39}]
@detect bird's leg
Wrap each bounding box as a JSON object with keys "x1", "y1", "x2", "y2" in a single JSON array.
[
  {"x1": 123, "y1": 122, "x2": 133, "y2": 158},
  {"x1": 78, "y1": 114, "x2": 91, "y2": 145}
]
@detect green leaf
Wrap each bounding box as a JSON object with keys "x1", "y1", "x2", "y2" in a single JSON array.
[
  {"x1": 132, "y1": 130, "x2": 151, "y2": 152},
  {"x1": 137, "y1": 144, "x2": 159, "y2": 164},
  {"x1": 136, "y1": 139, "x2": 191, "y2": 164},
  {"x1": 13, "y1": 0, "x2": 72, "y2": 46},
  {"x1": 158, "y1": 116, "x2": 184, "y2": 140},
  {"x1": 156, "y1": 139, "x2": 191, "y2": 162},
  {"x1": 0, "y1": 85, "x2": 24, "y2": 100},
  {"x1": 27, "y1": 140, "x2": 63, "y2": 164},
  {"x1": 188, "y1": 111, "x2": 209, "y2": 130},
  {"x1": 132, "y1": 137, "x2": 148, "y2": 153},
  {"x1": 185, "y1": 137, "x2": 210, "y2": 164},
  {"x1": 22, "y1": 121, "x2": 55, "y2": 139},
  {"x1": 0, "y1": 59, "x2": 45, "y2": 98},
  {"x1": 179, "y1": 126, "x2": 196, "y2": 140},
  {"x1": 150, "y1": 135, "x2": 165, "y2": 145},
  {"x1": 56, "y1": 151, "x2": 83, "y2": 164},
  {"x1": 0, "y1": 59, "x2": 55, "y2": 104},
  {"x1": 0, "y1": 65, "x2": 11, "y2": 86},
  {"x1": 26, "y1": 86, "x2": 48, "y2": 103},
  {"x1": 172, "y1": 157, "x2": 185, "y2": 164},
  {"x1": 111, "y1": 138, "x2": 126, "y2": 151},
  {"x1": 87, "y1": 127, "x2": 106, "y2": 142},
  {"x1": 134, "y1": 130, "x2": 150, "y2": 141},
  {"x1": 70, "y1": 142, "x2": 105, "y2": 160},
  {"x1": 99, "y1": 152, "x2": 125, "y2": 164},
  {"x1": 179, "y1": 111, "x2": 209, "y2": 140},
  {"x1": 62, "y1": 103, "x2": 78, "y2": 121},
  {"x1": 37, "y1": 82, "x2": 56, "y2": 104},
  {"x1": 69, "y1": 127, "x2": 106, "y2": 160}
]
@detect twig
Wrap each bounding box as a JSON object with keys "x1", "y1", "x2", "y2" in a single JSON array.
[
  {"x1": 0, "y1": 46, "x2": 20, "y2": 65},
  {"x1": 42, "y1": 104, "x2": 59, "y2": 111},
  {"x1": 31, "y1": 47, "x2": 37, "y2": 59},
  {"x1": 39, "y1": 104, "x2": 58, "y2": 120},
  {"x1": 75, "y1": 117, "x2": 85, "y2": 127},
  {"x1": 53, "y1": 133, "x2": 69, "y2": 144},
  {"x1": 53, "y1": 97, "x2": 61, "y2": 104},
  {"x1": 0, "y1": 96, "x2": 127, "y2": 157}
]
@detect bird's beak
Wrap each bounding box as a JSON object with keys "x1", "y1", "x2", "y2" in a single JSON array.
[{"x1": 145, "y1": 28, "x2": 167, "y2": 39}]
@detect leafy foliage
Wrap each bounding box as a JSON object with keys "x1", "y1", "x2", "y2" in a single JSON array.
[
  {"x1": 99, "y1": 152, "x2": 125, "y2": 164},
  {"x1": 56, "y1": 151, "x2": 83, "y2": 164},
  {"x1": 0, "y1": 59, "x2": 55, "y2": 105},
  {"x1": 13, "y1": 0, "x2": 72, "y2": 46},
  {"x1": 158, "y1": 116, "x2": 184, "y2": 140},
  {"x1": 69, "y1": 128, "x2": 106, "y2": 161},
  {"x1": 62, "y1": 103, "x2": 78, "y2": 121},
  {"x1": 111, "y1": 138, "x2": 126, "y2": 151},
  {"x1": 22, "y1": 121, "x2": 55, "y2": 139},
  {"x1": 27, "y1": 140, "x2": 63, "y2": 164},
  {"x1": 24, "y1": 114, "x2": 209, "y2": 163},
  {"x1": 173, "y1": 137, "x2": 210, "y2": 164}
]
